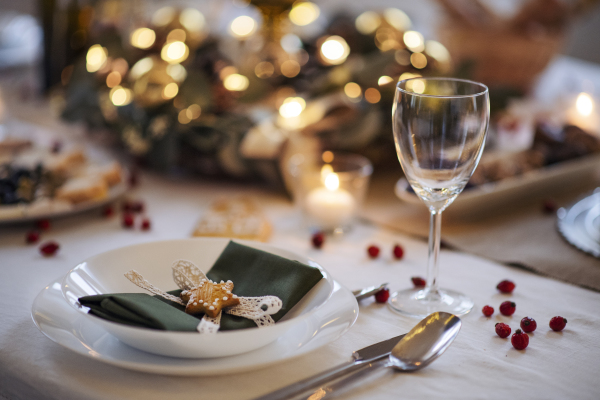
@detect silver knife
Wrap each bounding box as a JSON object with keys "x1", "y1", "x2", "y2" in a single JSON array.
[{"x1": 251, "y1": 333, "x2": 405, "y2": 400}]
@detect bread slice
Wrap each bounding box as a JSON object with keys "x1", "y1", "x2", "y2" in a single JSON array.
[{"x1": 55, "y1": 176, "x2": 108, "y2": 204}]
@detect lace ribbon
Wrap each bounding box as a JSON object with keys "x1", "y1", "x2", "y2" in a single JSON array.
[{"x1": 124, "y1": 259, "x2": 282, "y2": 334}]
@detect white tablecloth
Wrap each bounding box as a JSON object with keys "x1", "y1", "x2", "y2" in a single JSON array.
[{"x1": 1, "y1": 173, "x2": 600, "y2": 400}]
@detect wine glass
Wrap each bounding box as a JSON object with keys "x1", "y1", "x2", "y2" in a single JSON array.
[{"x1": 390, "y1": 77, "x2": 489, "y2": 317}]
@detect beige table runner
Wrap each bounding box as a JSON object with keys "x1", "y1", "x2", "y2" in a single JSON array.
[{"x1": 362, "y1": 172, "x2": 600, "y2": 292}]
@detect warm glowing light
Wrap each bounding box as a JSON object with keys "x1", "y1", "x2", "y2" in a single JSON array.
[
  {"x1": 407, "y1": 79, "x2": 426, "y2": 94},
  {"x1": 281, "y1": 34, "x2": 302, "y2": 53},
  {"x1": 425, "y1": 40, "x2": 450, "y2": 63},
  {"x1": 255, "y1": 61, "x2": 275, "y2": 78},
  {"x1": 180, "y1": 8, "x2": 205, "y2": 32},
  {"x1": 130, "y1": 28, "x2": 156, "y2": 49},
  {"x1": 167, "y1": 29, "x2": 186, "y2": 43},
  {"x1": 576, "y1": 93, "x2": 594, "y2": 116},
  {"x1": 395, "y1": 49, "x2": 410, "y2": 65},
  {"x1": 410, "y1": 52, "x2": 427, "y2": 69},
  {"x1": 344, "y1": 82, "x2": 361, "y2": 98},
  {"x1": 403, "y1": 31, "x2": 424, "y2": 52},
  {"x1": 289, "y1": 2, "x2": 320, "y2": 26},
  {"x1": 112, "y1": 58, "x2": 128, "y2": 75},
  {"x1": 322, "y1": 151, "x2": 334, "y2": 163},
  {"x1": 281, "y1": 60, "x2": 301, "y2": 78},
  {"x1": 162, "y1": 82, "x2": 179, "y2": 99},
  {"x1": 324, "y1": 173, "x2": 340, "y2": 191},
  {"x1": 166, "y1": 63, "x2": 187, "y2": 82},
  {"x1": 279, "y1": 97, "x2": 306, "y2": 118},
  {"x1": 110, "y1": 86, "x2": 132, "y2": 106},
  {"x1": 321, "y1": 164, "x2": 334, "y2": 180},
  {"x1": 378, "y1": 76, "x2": 393, "y2": 86},
  {"x1": 365, "y1": 88, "x2": 381, "y2": 104},
  {"x1": 106, "y1": 71, "x2": 121, "y2": 88},
  {"x1": 383, "y1": 8, "x2": 411, "y2": 31},
  {"x1": 86, "y1": 44, "x2": 107, "y2": 73},
  {"x1": 219, "y1": 66, "x2": 238, "y2": 80},
  {"x1": 178, "y1": 109, "x2": 191, "y2": 124},
  {"x1": 229, "y1": 16, "x2": 256, "y2": 38},
  {"x1": 223, "y1": 73, "x2": 249, "y2": 91},
  {"x1": 320, "y1": 36, "x2": 350, "y2": 65},
  {"x1": 152, "y1": 7, "x2": 175, "y2": 27},
  {"x1": 186, "y1": 104, "x2": 202, "y2": 119},
  {"x1": 399, "y1": 72, "x2": 421, "y2": 81},
  {"x1": 129, "y1": 57, "x2": 153, "y2": 80},
  {"x1": 161, "y1": 41, "x2": 189, "y2": 64},
  {"x1": 355, "y1": 11, "x2": 381, "y2": 35}
]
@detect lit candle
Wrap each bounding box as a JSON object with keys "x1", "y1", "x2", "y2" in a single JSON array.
[
  {"x1": 305, "y1": 170, "x2": 356, "y2": 229},
  {"x1": 567, "y1": 93, "x2": 599, "y2": 134}
]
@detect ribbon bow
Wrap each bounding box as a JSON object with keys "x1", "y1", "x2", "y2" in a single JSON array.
[{"x1": 124, "y1": 260, "x2": 282, "y2": 334}]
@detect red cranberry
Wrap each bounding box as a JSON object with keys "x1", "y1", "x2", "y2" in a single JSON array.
[
  {"x1": 128, "y1": 168, "x2": 140, "y2": 188},
  {"x1": 40, "y1": 241, "x2": 60, "y2": 257},
  {"x1": 374, "y1": 288, "x2": 390, "y2": 303},
  {"x1": 496, "y1": 280, "x2": 515, "y2": 293},
  {"x1": 520, "y1": 317, "x2": 537, "y2": 333},
  {"x1": 549, "y1": 316, "x2": 567, "y2": 331},
  {"x1": 140, "y1": 218, "x2": 151, "y2": 231},
  {"x1": 482, "y1": 305, "x2": 494, "y2": 317},
  {"x1": 392, "y1": 244, "x2": 404, "y2": 260},
  {"x1": 36, "y1": 219, "x2": 51, "y2": 231},
  {"x1": 26, "y1": 231, "x2": 40, "y2": 244},
  {"x1": 542, "y1": 199, "x2": 558, "y2": 214},
  {"x1": 499, "y1": 301, "x2": 516, "y2": 316},
  {"x1": 495, "y1": 322, "x2": 511, "y2": 338},
  {"x1": 411, "y1": 276, "x2": 426, "y2": 287},
  {"x1": 102, "y1": 205, "x2": 114, "y2": 217},
  {"x1": 511, "y1": 329, "x2": 529, "y2": 350},
  {"x1": 122, "y1": 213, "x2": 134, "y2": 228},
  {"x1": 311, "y1": 232, "x2": 324, "y2": 249},
  {"x1": 367, "y1": 245, "x2": 380, "y2": 259},
  {"x1": 130, "y1": 200, "x2": 144, "y2": 213}
]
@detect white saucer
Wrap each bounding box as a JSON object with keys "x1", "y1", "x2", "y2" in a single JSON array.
[{"x1": 32, "y1": 277, "x2": 358, "y2": 376}]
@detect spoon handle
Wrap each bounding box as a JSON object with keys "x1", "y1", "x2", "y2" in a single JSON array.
[{"x1": 297, "y1": 359, "x2": 391, "y2": 400}]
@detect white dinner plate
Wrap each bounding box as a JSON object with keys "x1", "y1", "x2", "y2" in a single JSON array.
[
  {"x1": 61, "y1": 238, "x2": 334, "y2": 358},
  {"x1": 395, "y1": 153, "x2": 600, "y2": 216},
  {"x1": 32, "y1": 277, "x2": 358, "y2": 376}
]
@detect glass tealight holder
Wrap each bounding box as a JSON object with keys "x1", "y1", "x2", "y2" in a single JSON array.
[{"x1": 288, "y1": 151, "x2": 373, "y2": 234}]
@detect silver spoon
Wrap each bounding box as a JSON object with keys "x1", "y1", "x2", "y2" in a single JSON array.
[
  {"x1": 352, "y1": 283, "x2": 388, "y2": 301},
  {"x1": 298, "y1": 312, "x2": 461, "y2": 399}
]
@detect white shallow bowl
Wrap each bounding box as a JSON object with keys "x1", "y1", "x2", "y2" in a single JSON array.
[{"x1": 61, "y1": 238, "x2": 334, "y2": 358}]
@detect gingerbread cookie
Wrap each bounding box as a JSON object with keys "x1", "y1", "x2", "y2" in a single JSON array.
[{"x1": 181, "y1": 279, "x2": 240, "y2": 318}]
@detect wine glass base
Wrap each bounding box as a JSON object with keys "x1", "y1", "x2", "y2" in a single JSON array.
[{"x1": 387, "y1": 288, "x2": 474, "y2": 318}]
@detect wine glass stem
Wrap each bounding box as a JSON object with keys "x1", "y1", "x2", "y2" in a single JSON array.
[{"x1": 425, "y1": 210, "x2": 442, "y2": 299}]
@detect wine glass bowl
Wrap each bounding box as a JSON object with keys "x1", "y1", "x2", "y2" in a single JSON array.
[{"x1": 390, "y1": 78, "x2": 489, "y2": 317}]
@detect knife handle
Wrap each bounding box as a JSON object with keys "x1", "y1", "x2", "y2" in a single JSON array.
[{"x1": 251, "y1": 360, "x2": 371, "y2": 400}]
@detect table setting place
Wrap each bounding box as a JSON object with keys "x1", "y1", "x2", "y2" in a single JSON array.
[{"x1": 3, "y1": 1, "x2": 600, "y2": 399}]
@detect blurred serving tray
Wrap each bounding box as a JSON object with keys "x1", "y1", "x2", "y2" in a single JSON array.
[{"x1": 395, "y1": 153, "x2": 600, "y2": 216}]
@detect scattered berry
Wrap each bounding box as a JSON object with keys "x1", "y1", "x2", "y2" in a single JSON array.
[
  {"x1": 130, "y1": 200, "x2": 144, "y2": 213},
  {"x1": 367, "y1": 245, "x2": 380, "y2": 259},
  {"x1": 411, "y1": 276, "x2": 426, "y2": 287},
  {"x1": 128, "y1": 168, "x2": 140, "y2": 188},
  {"x1": 51, "y1": 140, "x2": 63, "y2": 154},
  {"x1": 39, "y1": 241, "x2": 60, "y2": 257},
  {"x1": 499, "y1": 301, "x2": 516, "y2": 316},
  {"x1": 549, "y1": 316, "x2": 567, "y2": 331},
  {"x1": 140, "y1": 218, "x2": 151, "y2": 231},
  {"x1": 495, "y1": 322, "x2": 511, "y2": 338},
  {"x1": 511, "y1": 329, "x2": 530, "y2": 350},
  {"x1": 542, "y1": 199, "x2": 558, "y2": 214},
  {"x1": 520, "y1": 317, "x2": 537, "y2": 333},
  {"x1": 392, "y1": 244, "x2": 404, "y2": 260},
  {"x1": 311, "y1": 232, "x2": 324, "y2": 249},
  {"x1": 374, "y1": 288, "x2": 390, "y2": 303},
  {"x1": 496, "y1": 280, "x2": 515, "y2": 294},
  {"x1": 482, "y1": 305, "x2": 494, "y2": 317},
  {"x1": 122, "y1": 213, "x2": 135, "y2": 228},
  {"x1": 26, "y1": 231, "x2": 40, "y2": 244},
  {"x1": 36, "y1": 219, "x2": 51, "y2": 231},
  {"x1": 102, "y1": 205, "x2": 114, "y2": 217}
]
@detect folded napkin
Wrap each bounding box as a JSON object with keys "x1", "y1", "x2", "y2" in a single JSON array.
[{"x1": 79, "y1": 241, "x2": 324, "y2": 331}]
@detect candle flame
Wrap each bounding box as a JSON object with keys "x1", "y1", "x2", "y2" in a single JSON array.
[
  {"x1": 324, "y1": 172, "x2": 339, "y2": 191},
  {"x1": 576, "y1": 93, "x2": 593, "y2": 117}
]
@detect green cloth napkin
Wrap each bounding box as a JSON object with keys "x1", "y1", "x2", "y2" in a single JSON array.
[{"x1": 79, "y1": 241, "x2": 324, "y2": 332}]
